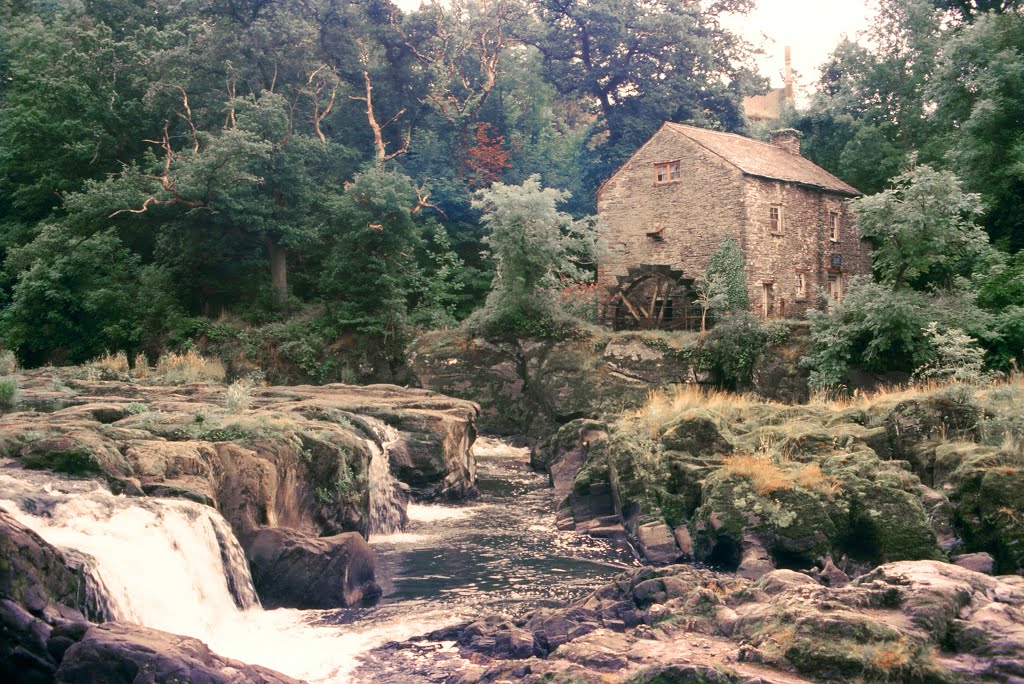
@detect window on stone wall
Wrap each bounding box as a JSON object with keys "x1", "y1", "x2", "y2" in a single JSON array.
[
  {"x1": 795, "y1": 272, "x2": 807, "y2": 299},
  {"x1": 769, "y1": 204, "x2": 783, "y2": 234},
  {"x1": 655, "y1": 161, "x2": 681, "y2": 184},
  {"x1": 829, "y1": 211, "x2": 841, "y2": 241}
]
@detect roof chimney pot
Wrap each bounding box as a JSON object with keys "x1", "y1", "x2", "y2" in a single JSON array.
[{"x1": 770, "y1": 128, "x2": 801, "y2": 156}]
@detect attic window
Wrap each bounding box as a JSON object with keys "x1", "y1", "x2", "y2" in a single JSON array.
[
  {"x1": 769, "y1": 204, "x2": 783, "y2": 234},
  {"x1": 655, "y1": 161, "x2": 681, "y2": 184}
]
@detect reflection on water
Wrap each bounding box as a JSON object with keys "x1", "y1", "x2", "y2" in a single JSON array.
[{"x1": 331, "y1": 436, "x2": 635, "y2": 642}]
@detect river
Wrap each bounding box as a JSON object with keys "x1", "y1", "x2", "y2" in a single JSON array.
[{"x1": 0, "y1": 436, "x2": 634, "y2": 682}]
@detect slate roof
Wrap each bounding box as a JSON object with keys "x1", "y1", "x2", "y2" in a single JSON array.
[{"x1": 664, "y1": 122, "x2": 861, "y2": 196}]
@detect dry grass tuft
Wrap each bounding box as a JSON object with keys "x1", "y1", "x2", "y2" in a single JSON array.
[
  {"x1": 793, "y1": 462, "x2": 843, "y2": 496},
  {"x1": 866, "y1": 640, "x2": 915, "y2": 673},
  {"x1": 630, "y1": 384, "x2": 759, "y2": 436},
  {"x1": 131, "y1": 353, "x2": 150, "y2": 379},
  {"x1": 225, "y1": 380, "x2": 254, "y2": 413},
  {"x1": 154, "y1": 350, "x2": 226, "y2": 384},
  {"x1": 90, "y1": 351, "x2": 130, "y2": 377},
  {"x1": 0, "y1": 350, "x2": 17, "y2": 375},
  {"x1": 722, "y1": 454, "x2": 792, "y2": 495}
]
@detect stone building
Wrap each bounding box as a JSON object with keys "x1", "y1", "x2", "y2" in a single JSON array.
[{"x1": 596, "y1": 123, "x2": 871, "y2": 330}]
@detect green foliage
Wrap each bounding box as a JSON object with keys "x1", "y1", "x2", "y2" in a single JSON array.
[
  {"x1": 0, "y1": 377, "x2": 19, "y2": 413},
  {"x1": 531, "y1": 0, "x2": 757, "y2": 201},
  {"x1": 0, "y1": 228, "x2": 180, "y2": 365},
  {"x1": 852, "y1": 164, "x2": 991, "y2": 291},
  {"x1": 931, "y1": 11, "x2": 1024, "y2": 251},
  {"x1": 698, "y1": 312, "x2": 772, "y2": 389},
  {"x1": 915, "y1": 322, "x2": 993, "y2": 383},
  {"x1": 696, "y1": 239, "x2": 750, "y2": 328},
  {"x1": 804, "y1": 278, "x2": 993, "y2": 387},
  {"x1": 467, "y1": 175, "x2": 597, "y2": 338}
]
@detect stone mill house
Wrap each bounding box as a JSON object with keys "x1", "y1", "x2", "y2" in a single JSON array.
[{"x1": 595, "y1": 123, "x2": 872, "y2": 330}]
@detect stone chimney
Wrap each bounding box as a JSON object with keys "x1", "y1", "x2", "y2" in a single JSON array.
[
  {"x1": 770, "y1": 128, "x2": 801, "y2": 155},
  {"x1": 784, "y1": 46, "x2": 794, "y2": 103}
]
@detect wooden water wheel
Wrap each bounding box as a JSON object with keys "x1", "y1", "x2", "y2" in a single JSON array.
[{"x1": 603, "y1": 265, "x2": 697, "y2": 331}]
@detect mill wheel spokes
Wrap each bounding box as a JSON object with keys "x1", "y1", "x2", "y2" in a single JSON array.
[{"x1": 606, "y1": 266, "x2": 696, "y2": 331}]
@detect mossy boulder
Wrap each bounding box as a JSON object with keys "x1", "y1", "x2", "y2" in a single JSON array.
[
  {"x1": 924, "y1": 441, "x2": 1024, "y2": 573},
  {"x1": 885, "y1": 389, "x2": 983, "y2": 462},
  {"x1": 690, "y1": 448, "x2": 941, "y2": 576},
  {"x1": 19, "y1": 433, "x2": 130, "y2": 478},
  {"x1": 660, "y1": 409, "x2": 733, "y2": 456}
]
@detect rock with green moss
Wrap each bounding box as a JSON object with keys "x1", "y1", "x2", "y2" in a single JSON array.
[
  {"x1": 659, "y1": 409, "x2": 733, "y2": 456},
  {"x1": 401, "y1": 560, "x2": 1023, "y2": 684},
  {"x1": 933, "y1": 441, "x2": 1024, "y2": 573}
]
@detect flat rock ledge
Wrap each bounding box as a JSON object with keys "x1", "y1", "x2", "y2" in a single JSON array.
[{"x1": 363, "y1": 560, "x2": 1024, "y2": 684}]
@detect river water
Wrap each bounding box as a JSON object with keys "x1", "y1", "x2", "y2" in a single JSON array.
[{"x1": 0, "y1": 437, "x2": 634, "y2": 683}]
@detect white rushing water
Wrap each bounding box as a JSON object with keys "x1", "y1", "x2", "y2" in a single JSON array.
[
  {"x1": 364, "y1": 420, "x2": 407, "y2": 537},
  {"x1": 0, "y1": 469, "x2": 450, "y2": 683}
]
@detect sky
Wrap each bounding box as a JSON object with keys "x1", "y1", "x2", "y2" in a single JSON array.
[{"x1": 723, "y1": 0, "x2": 878, "y2": 94}]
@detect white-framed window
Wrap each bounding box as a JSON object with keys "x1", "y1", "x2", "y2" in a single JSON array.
[
  {"x1": 769, "y1": 204, "x2": 783, "y2": 234},
  {"x1": 795, "y1": 272, "x2": 807, "y2": 299},
  {"x1": 829, "y1": 211, "x2": 841, "y2": 241},
  {"x1": 655, "y1": 160, "x2": 681, "y2": 184}
]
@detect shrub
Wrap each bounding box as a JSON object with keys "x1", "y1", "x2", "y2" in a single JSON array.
[
  {"x1": 154, "y1": 350, "x2": 226, "y2": 384},
  {"x1": 225, "y1": 380, "x2": 254, "y2": 413},
  {"x1": 0, "y1": 377, "x2": 19, "y2": 413},
  {"x1": 804, "y1": 278, "x2": 994, "y2": 388},
  {"x1": 0, "y1": 351, "x2": 17, "y2": 375},
  {"x1": 915, "y1": 322, "x2": 994, "y2": 384},
  {"x1": 468, "y1": 175, "x2": 598, "y2": 339},
  {"x1": 698, "y1": 312, "x2": 771, "y2": 389}
]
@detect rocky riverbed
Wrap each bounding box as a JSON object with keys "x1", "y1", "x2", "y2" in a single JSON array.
[{"x1": 2, "y1": 366, "x2": 1023, "y2": 683}]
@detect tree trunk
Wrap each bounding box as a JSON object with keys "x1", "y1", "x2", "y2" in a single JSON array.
[{"x1": 267, "y1": 240, "x2": 288, "y2": 311}]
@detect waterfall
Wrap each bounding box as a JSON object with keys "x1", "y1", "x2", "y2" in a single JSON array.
[
  {"x1": 0, "y1": 469, "x2": 259, "y2": 637},
  {"x1": 0, "y1": 463, "x2": 452, "y2": 683},
  {"x1": 364, "y1": 420, "x2": 408, "y2": 537}
]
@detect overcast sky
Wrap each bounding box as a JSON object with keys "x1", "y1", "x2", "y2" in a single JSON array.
[{"x1": 723, "y1": 0, "x2": 878, "y2": 92}]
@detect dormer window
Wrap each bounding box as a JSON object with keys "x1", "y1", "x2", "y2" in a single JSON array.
[
  {"x1": 829, "y1": 211, "x2": 841, "y2": 241},
  {"x1": 769, "y1": 204, "x2": 783, "y2": 234},
  {"x1": 655, "y1": 161, "x2": 681, "y2": 184}
]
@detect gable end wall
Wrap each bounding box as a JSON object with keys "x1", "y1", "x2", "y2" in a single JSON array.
[{"x1": 596, "y1": 128, "x2": 747, "y2": 312}]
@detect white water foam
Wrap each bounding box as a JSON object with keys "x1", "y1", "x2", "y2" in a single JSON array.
[
  {"x1": 0, "y1": 472, "x2": 453, "y2": 683},
  {"x1": 365, "y1": 420, "x2": 408, "y2": 537},
  {"x1": 406, "y1": 502, "x2": 473, "y2": 522}
]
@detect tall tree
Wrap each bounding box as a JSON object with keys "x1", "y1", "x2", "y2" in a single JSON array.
[
  {"x1": 527, "y1": 0, "x2": 757, "y2": 194},
  {"x1": 795, "y1": 0, "x2": 943, "y2": 194},
  {"x1": 931, "y1": 11, "x2": 1024, "y2": 251}
]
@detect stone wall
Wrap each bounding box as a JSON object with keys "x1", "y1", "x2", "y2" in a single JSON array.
[
  {"x1": 596, "y1": 126, "x2": 747, "y2": 311},
  {"x1": 742, "y1": 177, "x2": 872, "y2": 317}
]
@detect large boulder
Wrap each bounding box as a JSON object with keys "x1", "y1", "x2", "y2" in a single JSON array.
[
  {"x1": 55, "y1": 623, "x2": 301, "y2": 684},
  {"x1": 246, "y1": 528, "x2": 380, "y2": 609}
]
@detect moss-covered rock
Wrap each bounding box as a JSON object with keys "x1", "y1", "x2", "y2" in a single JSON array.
[{"x1": 659, "y1": 409, "x2": 733, "y2": 456}]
